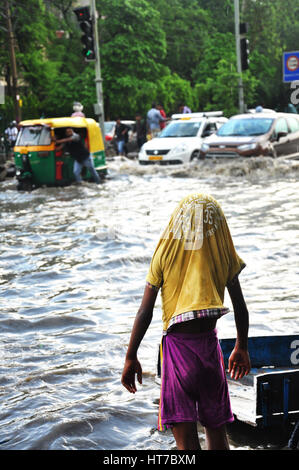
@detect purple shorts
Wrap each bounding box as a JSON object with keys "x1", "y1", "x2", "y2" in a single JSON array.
[{"x1": 158, "y1": 329, "x2": 234, "y2": 430}]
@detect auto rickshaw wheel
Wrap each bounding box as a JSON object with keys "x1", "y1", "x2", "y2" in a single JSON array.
[
  {"x1": 98, "y1": 169, "x2": 107, "y2": 180},
  {"x1": 17, "y1": 180, "x2": 33, "y2": 191}
]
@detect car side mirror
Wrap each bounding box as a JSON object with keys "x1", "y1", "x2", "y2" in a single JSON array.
[
  {"x1": 202, "y1": 130, "x2": 214, "y2": 138},
  {"x1": 277, "y1": 131, "x2": 288, "y2": 140}
]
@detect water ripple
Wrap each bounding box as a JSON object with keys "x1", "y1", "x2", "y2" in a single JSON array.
[{"x1": 0, "y1": 157, "x2": 298, "y2": 450}]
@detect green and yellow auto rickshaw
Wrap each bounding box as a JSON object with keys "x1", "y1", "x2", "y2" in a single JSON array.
[{"x1": 14, "y1": 117, "x2": 107, "y2": 190}]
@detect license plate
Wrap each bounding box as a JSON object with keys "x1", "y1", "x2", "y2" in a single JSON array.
[{"x1": 149, "y1": 155, "x2": 163, "y2": 161}]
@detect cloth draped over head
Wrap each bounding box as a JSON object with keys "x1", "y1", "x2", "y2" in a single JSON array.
[{"x1": 146, "y1": 193, "x2": 246, "y2": 331}]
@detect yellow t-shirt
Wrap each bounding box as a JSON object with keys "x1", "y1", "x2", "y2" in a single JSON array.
[{"x1": 146, "y1": 193, "x2": 245, "y2": 331}]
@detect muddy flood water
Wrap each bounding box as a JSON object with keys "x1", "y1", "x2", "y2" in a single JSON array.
[{"x1": 0, "y1": 156, "x2": 298, "y2": 451}]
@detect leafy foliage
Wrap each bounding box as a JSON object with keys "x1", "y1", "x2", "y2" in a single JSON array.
[{"x1": 0, "y1": 0, "x2": 298, "y2": 129}]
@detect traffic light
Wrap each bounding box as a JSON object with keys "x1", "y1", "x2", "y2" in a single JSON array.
[
  {"x1": 240, "y1": 37, "x2": 250, "y2": 71},
  {"x1": 73, "y1": 6, "x2": 95, "y2": 61},
  {"x1": 239, "y1": 22, "x2": 249, "y2": 71}
]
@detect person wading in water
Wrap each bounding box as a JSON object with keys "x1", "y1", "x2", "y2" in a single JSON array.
[{"x1": 121, "y1": 193, "x2": 250, "y2": 450}]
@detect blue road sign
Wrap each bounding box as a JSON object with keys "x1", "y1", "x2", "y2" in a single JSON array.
[{"x1": 283, "y1": 51, "x2": 299, "y2": 82}]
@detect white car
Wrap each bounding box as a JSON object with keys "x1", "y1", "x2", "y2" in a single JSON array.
[{"x1": 138, "y1": 112, "x2": 228, "y2": 165}]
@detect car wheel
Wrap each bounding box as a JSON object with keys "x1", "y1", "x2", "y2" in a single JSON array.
[{"x1": 190, "y1": 150, "x2": 200, "y2": 161}]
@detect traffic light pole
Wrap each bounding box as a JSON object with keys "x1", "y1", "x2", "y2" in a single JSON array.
[
  {"x1": 234, "y1": 0, "x2": 245, "y2": 113},
  {"x1": 90, "y1": 0, "x2": 105, "y2": 146},
  {"x1": 5, "y1": 0, "x2": 21, "y2": 123}
]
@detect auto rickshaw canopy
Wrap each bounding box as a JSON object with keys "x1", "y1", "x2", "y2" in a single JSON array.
[{"x1": 18, "y1": 117, "x2": 104, "y2": 153}]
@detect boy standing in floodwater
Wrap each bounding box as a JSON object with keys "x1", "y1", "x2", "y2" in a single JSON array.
[{"x1": 121, "y1": 193, "x2": 251, "y2": 450}]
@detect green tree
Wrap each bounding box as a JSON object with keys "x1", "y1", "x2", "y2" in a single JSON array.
[
  {"x1": 241, "y1": 0, "x2": 299, "y2": 110},
  {"x1": 153, "y1": 0, "x2": 211, "y2": 84},
  {"x1": 96, "y1": 0, "x2": 167, "y2": 118},
  {"x1": 1, "y1": 0, "x2": 299, "y2": 126},
  {"x1": 157, "y1": 73, "x2": 196, "y2": 115}
]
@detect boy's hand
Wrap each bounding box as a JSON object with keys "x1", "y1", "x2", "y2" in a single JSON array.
[
  {"x1": 228, "y1": 348, "x2": 251, "y2": 380},
  {"x1": 121, "y1": 358, "x2": 142, "y2": 393}
]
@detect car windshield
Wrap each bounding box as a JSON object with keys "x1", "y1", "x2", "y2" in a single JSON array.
[
  {"x1": 104, "y1": 122, "x2": 115, "y2": 133},
  {"x1": 16, "y1": 126, "x2": 51, "y2": 146},
  {"x1": 217, "y1": 118, "x2": 274, "y2": 137},
  {"x1": 159, "y1": 120, "x2": 203, "y2": 138}
]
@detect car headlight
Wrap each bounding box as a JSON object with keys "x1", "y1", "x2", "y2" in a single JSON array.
[
  {"x1": 237, "y1": 143, "x2": 257, "y2": 151},
  {"x1": 171, "y1": 143, "x2": 188, "y2": 154},
  {"x1": 201, "y1": 143, "x2": 210, "y2": 152}
]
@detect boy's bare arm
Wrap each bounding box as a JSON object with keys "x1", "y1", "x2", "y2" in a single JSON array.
[
  {"x1": 227, "y1": 278, "x2": 251, "y2": 380},
  {"x1": 121, "y1": 285, "x2": 158, "y2": 393}
]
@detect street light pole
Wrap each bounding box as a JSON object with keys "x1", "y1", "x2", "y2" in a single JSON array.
[
  {"x1": 90, "y1": 0, "x2": 105, "y2": 144},
  {"x1": 234, "y1": 0, "x2": 245, "y2": 113}
]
